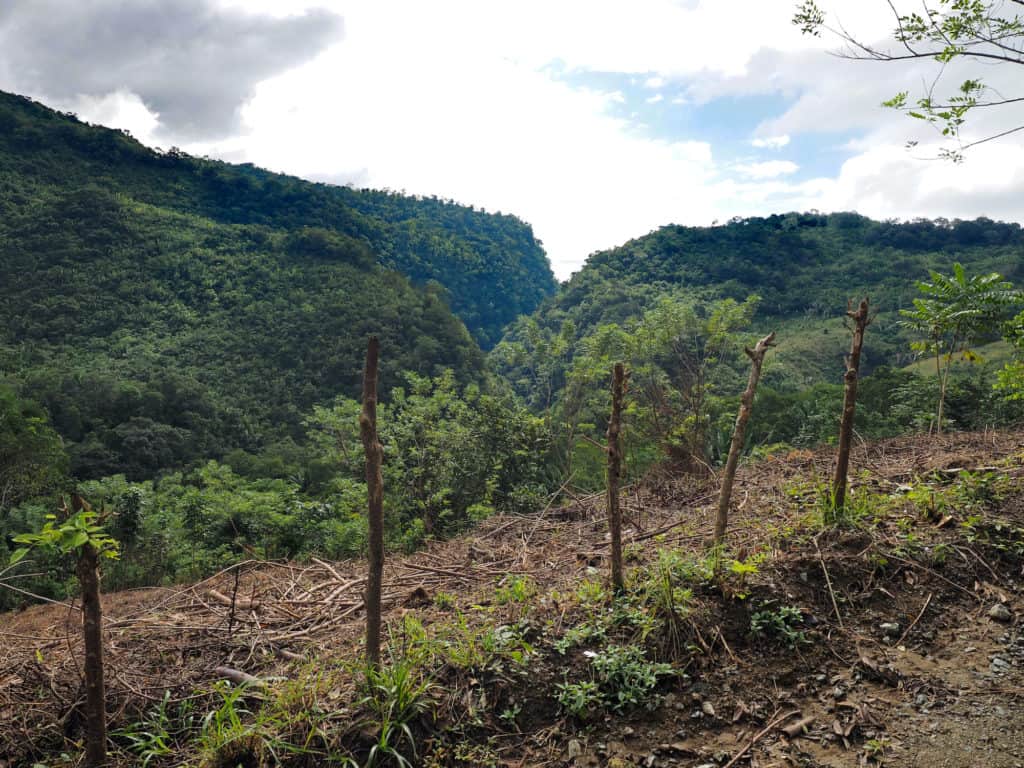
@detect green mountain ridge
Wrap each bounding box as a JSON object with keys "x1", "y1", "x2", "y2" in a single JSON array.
[
  {"x1": 498, "y1": 211, "x2": 1024, "y2": 387},
  {"x1": 0, "y1": 90, "x2": 554, "y2": 480},
  {"x1": 0, "y1": 90, "x2": 557, "y2": 348}
]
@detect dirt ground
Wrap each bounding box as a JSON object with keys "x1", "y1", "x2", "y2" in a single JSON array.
[{"x1": 2, "y1": 430, "x2": 1024, "y2": 767}]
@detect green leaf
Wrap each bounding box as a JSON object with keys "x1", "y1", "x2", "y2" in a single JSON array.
[{"x1": 8, "y1": 547, "x2": 29, "y2": 566}]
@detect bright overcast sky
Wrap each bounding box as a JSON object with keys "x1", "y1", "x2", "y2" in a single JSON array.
[{"x1": 1, "y1": 0, "x2": 1022, "y2": 279}]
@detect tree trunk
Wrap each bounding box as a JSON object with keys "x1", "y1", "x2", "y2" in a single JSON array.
[
  {"x1": 713, "y1": 331, "x2": 776, "y2": 546},
  {"x1": 359, "y1": 336, "x2": 384, "y2": 669},
  {"x1": 607, "y1": 363, "x2": 626, "y2": 592},
  {"x1": 76, "y1": 543, "x2": 106, "y2": 766},
  {"x1": 833, "y1": 299, "x2": 871, "y2": 511}
]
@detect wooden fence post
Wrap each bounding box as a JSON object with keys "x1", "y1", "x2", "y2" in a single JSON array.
[
  {"x1": 607, "y1": 363, "x2": 626, "y2": 592},
  {"x1": 713, "y1": 331, "x2": 776, "y2": 547},
  {"x1": 359, "y1": 336, "x2": 384, "y2": 669},
  {"x1": 833, "y1": 299, "x2": 871, "y2": 512}
]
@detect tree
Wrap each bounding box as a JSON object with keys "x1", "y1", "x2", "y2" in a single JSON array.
[
  {"x1": 9, "y1": 495, "x2": 119, "y2": 766},
  {"x1": 833, "y1": 300, "x2": 871, "y2": 515},
  {"x1": 795, "y1": 0, "x2": 1024, "y2": 160},
  {"x1": 995, "y1": 308, "x2": 1024, "y2": 399},
  {"x1": 359, "y1": 336, "x2": 384, "y2": 670},
  {"x1": 714, "y1": 332, "x2": 776, "y2": 546},
  {"x1": 900, "y1": 263, "x2": 1019, "y2": 432},
  {"x1": 606, "y1": 363, "x2": 627, "y2": 592},
  {"x1": 0, "y1": 386, "x2": 67, "y2": 515},
  {"x1": 628, "y1": 294, "x2": 759, "y2": 468}
]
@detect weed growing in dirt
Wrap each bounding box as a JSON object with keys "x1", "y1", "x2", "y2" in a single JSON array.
[
  {"x1": 556, "y1": 644, "x2": 674, "y2": 718},
  {"x1": 638, "y1": 549, "x2": 696, "y2": 656},
  {"x1": 749, "y1": 603, "x2": 808, "y2": 647},
  {"x1": 555, "y1": 679, "x2": 603, "y2": 718},
  {"x1": 817, "y1": 482, "x2": 875, "y2": 527},
  {"x1": 113, "y1": 691, "x2": 181, "y2": 766},
  {"x1": 196, "y1": 681, "x2": 260, "y2": 765},
  {"x1": 430, "y1": 611, "x2": 534, "y2": 672},
  {"x1": 433, "y1": 591, "x2": 456, "y2": 610},
  {"x1": 553, "y1": 620, "x2": 608, "y2": 655},
  {"x1": 495, "y1": 575, "x2": 535, "y2": 605},
  {"x1": 360, "y1": 651, "x2": 436, "y2": 768},
  {"x1": 575, "y1": 577, "x2": 608, "y2": 607},
  {"x1": 863, "y1": 736, "x2": 889, "y2": 762}
]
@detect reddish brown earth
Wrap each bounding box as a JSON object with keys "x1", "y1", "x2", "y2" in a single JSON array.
[{"x1": 2, "y1": 430, "x2": 1023, "y2": 767}]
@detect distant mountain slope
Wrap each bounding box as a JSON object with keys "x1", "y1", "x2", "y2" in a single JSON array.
[
  {"x1": 498, "y1": 212, "x2": 1024, "y2": 386},
  {"x1": 0, "y1": 91, "x2": 557, "y2": 347},
  {"x1": 0, "y1": 91, "x2": 558, "y2": 478}
]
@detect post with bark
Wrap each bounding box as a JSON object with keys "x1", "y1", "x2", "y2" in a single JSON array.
[
  {"x1": 713, "y1": 331, "x2": 776, "y2": 547},
  {"x1": 359, "y1": 336, "x2": 384, "y2": 669},
  {"x1": 833, "y1": 299, "x2": 871, "y2": 513},
  {"x1": 71, "y1": 495, "x2": 107, "y2": 767},
  {"x1": 606, "y1": 363, "x2": 626, "y2": 593}
]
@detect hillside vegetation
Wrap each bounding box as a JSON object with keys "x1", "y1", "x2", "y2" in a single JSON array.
[
  {"x1": 2, "y1": 92, "x2": 1024, "y2": 729},
  {"x1": 0, "y1": 90, "x2": 561, "y2": 478},
  {"x1": 492, "y1": 213, "x2": 1024, "y2": 480},
  {"x1": 0, "y1": 90, "x2": 557, "y2": 348}
]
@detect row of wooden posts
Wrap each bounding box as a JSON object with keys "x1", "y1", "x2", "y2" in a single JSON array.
[
  {"x1": 64, "y1": 298, "x2": 870, "y2": 765},
  {"x1": 602, "y1": 299, "x2": 871, "y2": 590},
  {"x1": 357, "y1": 297, "x2": 871, "y2": 652}
]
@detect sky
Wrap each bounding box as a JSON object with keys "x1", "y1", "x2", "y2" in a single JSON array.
[{"x1": 1, "y1": 0, "x2": 1022, "y2": 279}]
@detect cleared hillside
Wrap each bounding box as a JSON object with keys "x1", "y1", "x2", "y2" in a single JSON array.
[{"x1": 2, "y1": 430, "x2": 1023, "y2": 766}]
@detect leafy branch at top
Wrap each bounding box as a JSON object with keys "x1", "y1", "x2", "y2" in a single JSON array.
[
  {"x1": 794, "y1": 0, "x2": 1024, "y2": 160},
  {"x1": 9, "y1": 496, "x2": 120, "y2": 566}
]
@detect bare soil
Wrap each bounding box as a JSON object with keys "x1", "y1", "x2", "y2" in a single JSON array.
[{"x1": 2, "y1": 430, "x2": 1024, "y2": 767}]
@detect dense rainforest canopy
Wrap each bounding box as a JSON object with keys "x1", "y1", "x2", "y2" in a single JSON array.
[
  {"x1": 0, "y1": 90, "x2": 556, "y2": 349},
  {"x1": 0, "y1": 90, "x2": 558, "y2": 482}
]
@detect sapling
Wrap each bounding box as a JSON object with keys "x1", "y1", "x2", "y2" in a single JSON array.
[{"x1": 10, "y1": 494, "x2": 119, "y2": 766}]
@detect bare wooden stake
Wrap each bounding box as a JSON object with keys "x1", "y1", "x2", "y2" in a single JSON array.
[
  {"x1": 607, "y1": 362, "x2": 626, "y2": 592},
  {"x1": 713, "y1": 331, "x2": 776, "y2": 547},
  {"x1": 833, "y1": 299, "x2": 871, "y2": 512},
  {"x1": 359, "y1": 336, "x2": 384, "y2": 669}
]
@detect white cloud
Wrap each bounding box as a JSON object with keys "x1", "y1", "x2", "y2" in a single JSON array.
[
  {"x1": 190, "y1": 2, "x2": 721, "y2": 278},
  {"x1": 67, "y1": 90, "x2": 161, "y2": 145},
  {"x1": 645, "y1": 93, "x2": 664, "y2": 104},
  {"x1": 734, "y1": 160, "x2": 799, "y2": 179},
  {"x1": 12, "y1": 0, "x2": 1022, "y2": 280},
  {"x1": 751, "y1": 134, "x2": 790, "y2": 149}
]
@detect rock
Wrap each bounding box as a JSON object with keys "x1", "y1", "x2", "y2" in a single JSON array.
[
  {"x1": 567, "y1": 739, "x2": 583, "y2": 759},
  {"x1": 623, "y1": 726, "x2": 635, "y2": 737},
  {"x1": 880, "y1": 622, "x2": 901, "y2": 637},
  {"x1": 701, "y1": 701, "x2": 716, "y2": 717},
  {"x1": 991, "y1": 656, "x2": 1011, "y2": 672},
  {"x1": 989, "y1": 604, "x2": 1013, "y2": 623}
]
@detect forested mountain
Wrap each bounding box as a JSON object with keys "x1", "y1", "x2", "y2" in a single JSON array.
[
  {"x1": 493, "y1": 212, "x2": 1024, "y2": 477},
  {"x1": 497, "y1": 212, "x2": 1024, "y2": 384},
  {"x1": 0, "y1": 91, "x2": 556, "y2": 348},
  {"x1": 522, "y1": 212, "x2": 1023, "y2": 345},
  {"x1": 0, "y1": 90, "x2": 555, "y2": 481}
]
